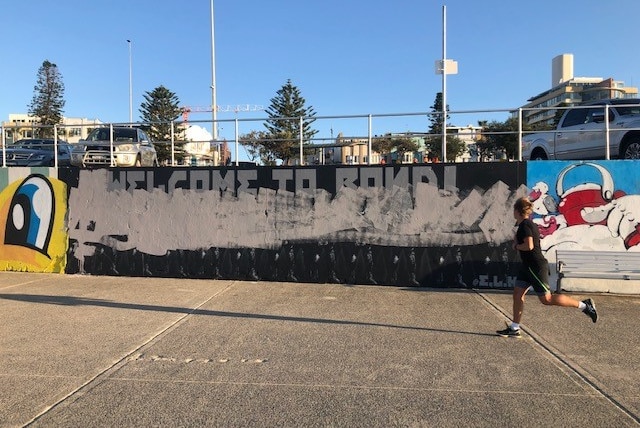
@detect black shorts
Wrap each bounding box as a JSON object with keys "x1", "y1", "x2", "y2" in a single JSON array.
[{"x1": 516, "y1": 262, "x2": 551, "y2": 295}]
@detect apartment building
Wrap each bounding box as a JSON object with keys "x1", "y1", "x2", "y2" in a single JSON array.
[
  {"x1": 2, "y1": 114, "x2": 103, "y2": 143},
  {"x1": 522, "y1": 54, "x2": 638, "y2": 127}
]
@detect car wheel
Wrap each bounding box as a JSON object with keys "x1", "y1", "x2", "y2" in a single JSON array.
[
  {"x1": 530, "y1": 149, "x2": 548, "y2": 160},
  {"x1": 621, "y1": 138, "x2": 640, "y2": 159}
]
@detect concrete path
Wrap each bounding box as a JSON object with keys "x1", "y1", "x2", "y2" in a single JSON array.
[{"x1": 0, "y1": 272, "x2": 638, "y2": 427}]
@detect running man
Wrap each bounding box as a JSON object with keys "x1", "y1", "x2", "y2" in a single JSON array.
[{"x1": 497, "y1": 197, "x2": 598, "y2": 337}]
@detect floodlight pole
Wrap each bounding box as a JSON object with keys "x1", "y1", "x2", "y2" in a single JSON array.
[
  {"x1": 210, "y1": 0, "x2": 218, "y2": 141},
  {"x1": 127, "y1": 39, "x2": 133, "y2": 124},
  {"x1": 441, "y1": 5, "x2": 447, "y2": 162}
]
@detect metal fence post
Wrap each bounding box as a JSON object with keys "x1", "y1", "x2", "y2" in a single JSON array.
[
  {"x1": 109, "y1": 123, "x2": 115, "y2": 167},
  {"x1": 605, "y1": 105, "x2": 610, "y2": 160},
  {"x1": 368, "y1": 114, "x2": 372, "y2": 165},
  {"x1": 53, "y1": 124, "x2": 58, "y2": 167},
  {"x1": 299, "y1": 116, "x2": 304, "y2": 166},
  {"x1": 235, "y1": 118, "x2": 239, "y2": 166},
  {"x1": 170, "y1": 121, "x2": 175, "y2": 166},
  {"x1": 518, "y1": 108, "x2": 523, "y2": 161}
]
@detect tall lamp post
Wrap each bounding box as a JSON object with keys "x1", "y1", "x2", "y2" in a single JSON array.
[
  {"x1": 127, "y1": 39, "x2": 133, "y2": 124},
  {"x1": 435, "y1": 5, "x2": 457, "y2": 162},
  {"x1": 210, "y1": 0, "x2": 218, "y2": 141}
]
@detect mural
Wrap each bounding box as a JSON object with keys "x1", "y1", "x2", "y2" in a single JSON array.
[
  {"x1": 528, "y1": 161, "x2": 640, "y2": 261},
  {"x1": 0, "y1": 168, "x2": 68, "y2": 272},
  {"x1": 4, "y1": 161, "x2": 635, "y2": 286},
  {"x1": 64, "y1": 164, "x2": 526, "y2": 287}
]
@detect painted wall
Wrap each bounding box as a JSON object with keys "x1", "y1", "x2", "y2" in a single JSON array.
[
  {"x1": 62, "y1": 163, "x2": 526, "y2": 287},
  {"x1": 527, "y1": 161, "x2": 640, "y2": 259},
  {"x1": 0, "y1": 167, "x2": 68, "y2": 272},
  {"x1": 1, "y1": 161, "x2": 637, "y2": 288}
]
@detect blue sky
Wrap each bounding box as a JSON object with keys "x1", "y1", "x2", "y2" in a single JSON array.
[{"x1": 3, "y1": 0, "x2": 640, "y2": 147}]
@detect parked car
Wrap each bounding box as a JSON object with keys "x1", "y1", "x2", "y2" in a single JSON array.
[
  {"x1": 1, "y1": 138, "x2": 72, "y2": 166},
  {"x1": 71, "y1": 127, "x2": 159, "y2": 167},
  {"x1": 522, "y1": 98, "x2": 640, "y2": 160}
]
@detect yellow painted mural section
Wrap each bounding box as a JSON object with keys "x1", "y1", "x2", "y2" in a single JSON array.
[{"x1": 0, "y1": 174, "x2": 68, "y2": 272}]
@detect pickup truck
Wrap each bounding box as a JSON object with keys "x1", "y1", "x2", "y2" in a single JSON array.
[{"x1": 521, "y1": 99, "x2": 640, "y2": 160}]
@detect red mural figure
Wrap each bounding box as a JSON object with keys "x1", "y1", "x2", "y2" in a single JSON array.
[
  {"x1": 556, "y1": 163, "x2": 625, "y2": 227},
  {"x1": 530, "y1": 162, "x2": 640, "y2": 251}
]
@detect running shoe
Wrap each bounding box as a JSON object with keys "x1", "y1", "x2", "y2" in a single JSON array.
[
  {"x1": 582, "y1": 298, "x2": 598, "y2": 323},
  {"x1": 496, "y1": 327, "x2": 521, "y2": 338}
]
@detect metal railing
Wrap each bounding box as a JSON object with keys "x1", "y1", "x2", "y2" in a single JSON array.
[{"x1": 2, "y1": 103, "x2": 640, "y2": 167}]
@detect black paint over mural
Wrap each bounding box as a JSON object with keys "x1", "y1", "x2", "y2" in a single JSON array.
[{"x1": 62, "y1": 163, "x2": 527, "y2": 288}]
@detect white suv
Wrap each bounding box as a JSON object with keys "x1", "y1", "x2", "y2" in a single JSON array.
[{"x1": 71, "y1": 127, "x2": 158, "y2": 167}]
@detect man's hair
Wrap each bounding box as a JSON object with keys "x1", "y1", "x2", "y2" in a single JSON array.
[{"x1": 514, "y1": 196, "x2": 533, "y2": 217}]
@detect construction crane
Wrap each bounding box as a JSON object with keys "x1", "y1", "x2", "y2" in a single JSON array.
[{"x1": 181, "y1": 104, "x2": 264, "y2": 122}]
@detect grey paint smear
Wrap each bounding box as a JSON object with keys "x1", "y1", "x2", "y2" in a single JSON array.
[{"x1": 68, "y1": 169, "x2": 521, "y2": 262}]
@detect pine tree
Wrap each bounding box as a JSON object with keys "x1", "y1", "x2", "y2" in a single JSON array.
[
  {"x1": 263, "y1": 79, "x2": 318, "y2": 165},
  {"x1": 28, "y1": 60, "x2": 65, "y2": 138},
  {"x1": 139, "y1": 85, "x2": 184, "y2": 163},
  {"x1": 427, "y1": 92, "x2": 446, "y2": 138},
  {"x1": 426, "y1": 92, "x2": 466, "y2": 161}
]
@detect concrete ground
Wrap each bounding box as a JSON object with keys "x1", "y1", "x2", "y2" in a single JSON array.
[{"x1": 0, "y1": 272, "x2": 638, "y2": 427}]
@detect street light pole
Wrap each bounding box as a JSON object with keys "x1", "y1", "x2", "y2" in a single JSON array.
[
  {"x1": 435, "y1": 6, "x2": 457, "y2": 162},
  {"x1": 210, "y1": 0, "x2": 218, "y2": 141},
  {"x1": 127, "y1": 39, "x2": 133, "y2": 124},
  {"x1": 441, "y1": 6, "x2": 447, "y2": 162}
]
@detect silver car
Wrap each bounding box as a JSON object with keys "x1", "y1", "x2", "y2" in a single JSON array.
[{"x1": 71, "y1": 127, "x2": 158, "y2": 167}]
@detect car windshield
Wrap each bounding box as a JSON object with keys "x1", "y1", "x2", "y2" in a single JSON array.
[{"x1": 86, "y1": 128, "x2": 138, "y2": 142}]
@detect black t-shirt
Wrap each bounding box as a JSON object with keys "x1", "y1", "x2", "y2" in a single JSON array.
[{"x1": 516, "y1": 218, "x2": 547, "y2": 266}]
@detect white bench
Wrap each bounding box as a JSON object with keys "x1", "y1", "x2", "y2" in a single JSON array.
[{"x1": 556, "y1": 249, "x2": 640, "y2": 294}]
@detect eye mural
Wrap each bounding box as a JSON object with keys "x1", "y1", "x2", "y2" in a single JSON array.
[
  {"x1": 0, "y1": 173, "x2": 68, "y2": 272},
  {"x1": 6, "y1": 175, "x2": 55, "y2": 253}
]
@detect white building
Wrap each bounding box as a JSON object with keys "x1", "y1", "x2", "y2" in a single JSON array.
[
  {"x1": 183, "y1": 125, "x2": 217, "y2": 166},
  {"x1": 2, "y1": 114, "x2": 103, "y2": 143},
  {"x1": 447, "y1": 124, "x2": 483, "y2": 162}
]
